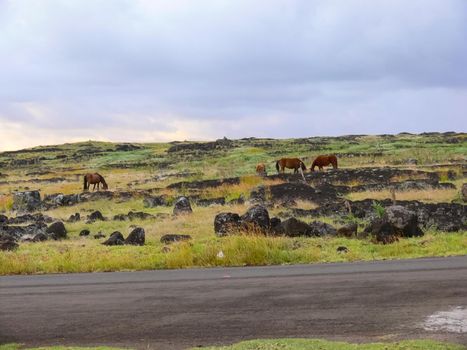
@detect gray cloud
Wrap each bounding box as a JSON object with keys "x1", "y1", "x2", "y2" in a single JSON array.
[{"x1": 0, "y1": 0, "x2": 466, "y2": 150}]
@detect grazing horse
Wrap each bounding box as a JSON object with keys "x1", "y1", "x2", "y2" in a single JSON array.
[
  {"x1": 276, "y1": 158, "x2": 306, "y2": 174},
  {"x1": 256, "y1": 163, "x2": 267, "y2": 176},
  {"x1": 310, "y1": 155, "x2": 338, "y2": 171},
  {"x1": 83, "y1": 173, "x2": 108, "y2": 191}
]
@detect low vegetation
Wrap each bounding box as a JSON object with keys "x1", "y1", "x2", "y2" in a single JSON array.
[
  {"x1": 196, "y1": 339, "x2": 467, "y2": 350},
  {"x1": 0, "y1": 133, "x2": 466, "y2": 275},
  {"x1": 2, "y1": 339, "x2": 465, "y2": 350}
]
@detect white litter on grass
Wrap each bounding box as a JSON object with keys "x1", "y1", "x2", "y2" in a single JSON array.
[
  {"x1": 217, "y1": 251, "x2": 224, "y2": 258},
  {"x1": 422, "y1": 306, "x2": 467, "y2": 333}
]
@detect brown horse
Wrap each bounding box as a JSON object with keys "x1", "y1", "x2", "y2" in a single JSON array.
[
  {"x1": 83, "y1": 173, "x2": 108, "y2": 191},
  {"x1": 276, "y1": 158, "x2": 306, "y2": 174},
  {"x1": 256, "y1": 163, "x2": 267, "y2": 176},
  {"x1": 310, "y1": 155, "x2": 338, "y2": 171}
]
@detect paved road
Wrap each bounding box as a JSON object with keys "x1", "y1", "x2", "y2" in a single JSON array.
[{"x1": 1, "y1": 256, "x2": 466, "y2": 349}]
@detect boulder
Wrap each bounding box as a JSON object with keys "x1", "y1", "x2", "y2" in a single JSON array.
[
  {"x1": 384, "y1": 205, "x2": 424, "y2": 237},
  {"x1": 8, "y1": 213, "x2": 53, "y2": 224},
  {"x1": 67, "y1": 213, "x2": 81, "y2": 223},
  {"x1": 308, "y1": 221, "x2": 337, "y2": 237},
  {"x1": 160, "y1": 234, "x2": 192, "y2": 244},
  {"x1": 125, "y1": 227, "x2": 145, "y2": 246},
  {"x1": 249, "y1": 186, "x2": 266, "y2": 204},
  {"x1": 365, "y1": 205, "x2": 424, "y2": 244},
  {"x1": 274, "y1": 217, "x2": 312, "y2": 237},
  {"x1": 143, "y1": 195, "x2": 168, "y2": 208},
  {"x1": 337, "y1": 223, "x2": 358, "y2": 237},
  {"x1": 32, "y1": 232, "x2": 48, "y2": 242},
  {"x1": 114, "y1": 211, "x2": 154, "y2": 221},
  {"x1": 240, "y1": 205, "x2": 270, "y2": 230},
  {"x1": 102, "y1": 231, "x2": 125, "y2": 246},
  {"x1": 270, "y1": 217, "x2": 282, "y2": 230},
  {"x1": 0, "y1": 214, "x2": 7, "y2": 224},
  {"x1": 197, "y1": 197, "x2": 226, "y2": 207},
  {"x1": 79, "y1": 229, "x2": 90, "y2": 236},
  {"x1": 12, "y1": 191, "x2": 41, "y2": 212},
  {"x1": 214, "y1": 212, "x2": 241, "y2": 236},
  {"x1": 46, "y1": 221, "x2": 67, "y2": 240},
  {"x1": 44, "y1": 193, "x2": 80, "y2": 207},
  {"x1": 337, "y1": 246, "x2": 349, "y2": 253},
  {"x1": 87, "y1": 211, "x2": 105, "y2": 222},
  {"x1": 0, "y1": 237, "x2": 18, "y2": 251},
  {"x1": 173, "y1": 197, "x2": 193, "y2": 215}
]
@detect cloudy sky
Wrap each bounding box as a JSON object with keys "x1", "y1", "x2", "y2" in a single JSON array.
[{"x1": 0, "y1": 0, "x2": 466, "y2": 151}]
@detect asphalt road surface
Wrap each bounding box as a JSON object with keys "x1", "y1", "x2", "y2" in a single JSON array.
[{"x1": 1, "y1": 256, "x2": 466, "y2": 349}]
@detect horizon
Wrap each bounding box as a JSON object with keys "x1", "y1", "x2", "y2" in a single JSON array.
[
  {"x1": 1, "y1": 0, "x2": 466, "y2": 151},
  {"x1": 1, "y1": 130, "x2": 465, "y2": 153}
]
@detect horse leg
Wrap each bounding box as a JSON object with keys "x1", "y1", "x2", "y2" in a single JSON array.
[{"x1": 92, "y1": 183, "x2": 96, "y2": 191}]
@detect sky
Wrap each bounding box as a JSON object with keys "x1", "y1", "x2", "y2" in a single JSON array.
[{"x1": 0, "y1": 0, "x2": 466, "y2": 151}]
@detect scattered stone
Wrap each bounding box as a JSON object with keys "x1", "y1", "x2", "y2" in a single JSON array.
[
  {"x1": 102, "y1": 231, "x2": 125, "y2": 246},
  {"x1": 337, "y1": 246, "x2": 348, "y2": 253},
  {"x1": 270, "y1": 217, "x2": 282, "y2": 229},
  {"x1": 12, "y1": 190, "x2": 42, "y2": 212},
  {"x1": 337, "y1": 223, "x2": 358, "y2": 237},
  {"x1": 161, "y1": 246, "x2": 171, "y2": 253},
  {"x1": 0, "y1": 237, "x2": 19, "y2": 251},
  {"x1": 0, "y1": 214, "x2": 7, "y2": 224},
  {"x1": 46, "y1": 221, "x2": 67, "y2": 240},
  {"x1": 113, "y1": 211, "x2": 154, "y2": 221},
  {"x1": 240, "y1": 205, "x2": 270, "y2": 230},
  {"x1": 115, "y1": 143, "x2": 142, "y2": 152},
  {"x1": 160, "y1": 234, "x2": 192, "y2": 244},
  {"x1": 143, "y1": 195, "x2": 168, "y2": 208},
  {"x1": 79, "y1": 229, "x2": 90, "y2": 237},
  {"x1": 7, "y1": 213, "x2": 54, "y2": 225},
  {"x1": 249, "y1": 186, "x2": 266, "y2": 204},
  {"x1": 32, "y1": 232, "x2": 48, "y2": 242},
  {"x1": 125, "y1": 227, "x2": 145, "y2": 246},
  {"x1": 43, "y1": 193, "x2": 80, "y2": 207},
  {"x1": 274, "y1": 217, "x2": 313, "y2": 237},
  {"x1": 173, "y1": 196, "x2": 192, "y2": 215},
  {"x1": 308, "y1": 221, "x2": 337, "y2": 237},
  {"x1": 197, "y1": 197, "x2": 226, "y2": 207},
  {"x1": 68, "y1": 213, "x2": 81, "y2": 222},
  {"x1": 94, "y1": 232, "x2": 106, "y2": 239},
  {"x1": 214, "y1": 212, "x2": 241, "y2": 236},
  {"x1": 365, "y1": 205, "x2": 424, "y2": 244},
  {"x1": 87, "y1": 210, "x2": 106, "y2": 222}
]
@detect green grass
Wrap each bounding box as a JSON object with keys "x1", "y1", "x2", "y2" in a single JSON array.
[
  {"x1": 194, "y1": 339, "x2": 467, "y2": 350},
  {"x1": 193, "y1": 339, "x2": 466, "y2": 350},
  {"x1": 2, "y1": 339, "x2": 465, "y2": 350},
  {"x1": 0, "y1": 133, "x2": 466, "y2": 275},
  {"x1": 1, "y1": 229, "x2": 465, "y2": 274}
]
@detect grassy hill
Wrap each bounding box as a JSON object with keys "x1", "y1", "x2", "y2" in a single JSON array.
[{"x1": 0, "y1": 132, "x2": 465, "y2": 275}]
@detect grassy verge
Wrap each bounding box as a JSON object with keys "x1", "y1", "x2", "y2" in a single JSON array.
[
  {"x1": 1, "y1": 230, "x2": 465, "y2": 275},
  {"x1": 195, "y1": 339, "x2": 466, "y2": 350},
  {"x1": 2, "y1": 339, "x2": 465, "y2": 350}
]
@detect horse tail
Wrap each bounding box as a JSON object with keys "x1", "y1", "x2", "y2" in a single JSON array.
[
  {"x1": 333, "y1": 156, "x2": 338, "y2": 169},
  {"x1": 300, "y1": 161, "x2": 307, "y2": 171},
  {"x1": 83, "y1": 175, "x2": 88, "y2": 191},
  {"x1": 311, "y1": 160, "x2": 316, "y2": 172},
  {"x1": 275, "y1": 160, "x2": 280, "y2": 173}
]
